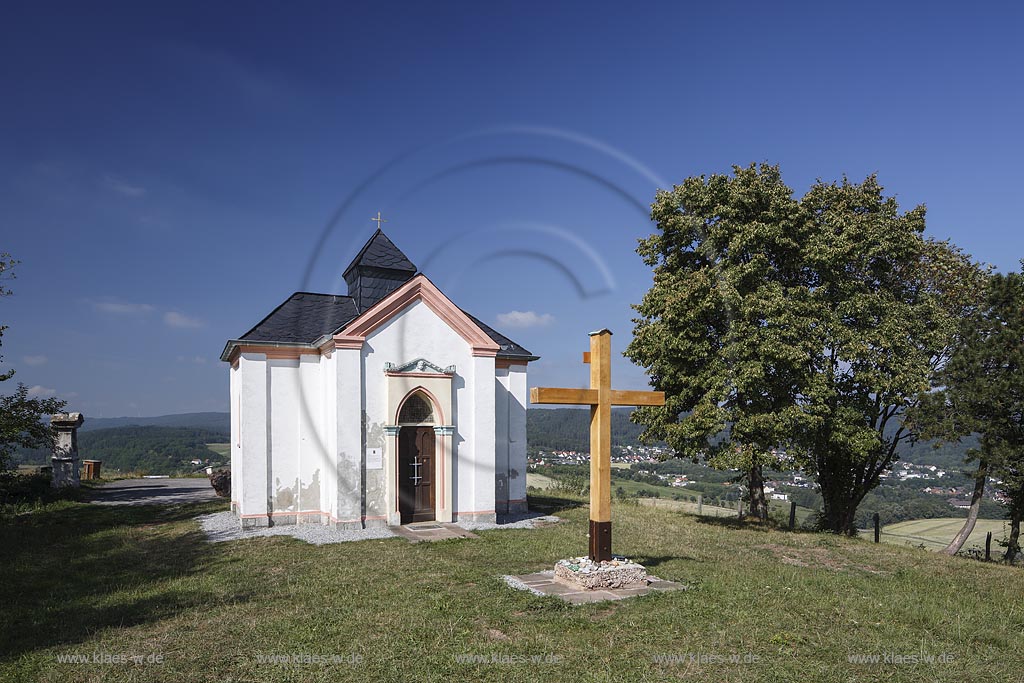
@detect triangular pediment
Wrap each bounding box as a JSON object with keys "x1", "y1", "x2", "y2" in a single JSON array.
[
  {"x1": 333, "y1": 274, "x2": 500, "y2": 358},
  {"x1": 384, "y1": 358, "x2": 455, "y2": 375}
]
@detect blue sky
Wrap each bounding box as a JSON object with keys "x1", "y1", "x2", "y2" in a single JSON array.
[{"x1": 2, "y1": 2, "x2": 1022, "y2": 417}]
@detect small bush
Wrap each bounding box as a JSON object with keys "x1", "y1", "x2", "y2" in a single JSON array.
[{"x1": 0, "y1": 472, "x2": 85, "y2": 517}]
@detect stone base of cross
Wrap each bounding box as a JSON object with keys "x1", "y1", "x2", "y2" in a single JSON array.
[{"x1": 530, "y1": 330, "x2": 665, "y2": 561}]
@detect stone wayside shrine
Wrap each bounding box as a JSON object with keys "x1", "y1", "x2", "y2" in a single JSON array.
[
  {"x1": 221, "y1": 226, "x2": 538, "y2": 529},
  {"x1": 50, "y1": 412, "x2": 84, "y2": 488}
]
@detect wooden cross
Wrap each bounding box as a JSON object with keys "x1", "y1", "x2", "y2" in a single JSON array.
[
  {"x1": 371, "y1": 211, "x2": 387, "y2": 229},
  {"x1": 530, "y1": 329, "x2": 665, "y2": 561}
]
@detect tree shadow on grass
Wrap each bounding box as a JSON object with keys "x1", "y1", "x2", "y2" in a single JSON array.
[
  {"x1": 526, "y1": 493, "x2": 586, "y2": 515},
  {"x1": 631, "y1": 554, "x2": 700, "y2": 569},
  {"x1": 0, "y1": 499, "x2": 251, "y2": 660},
  {"x1": 692, "y1": 515, "x2": 776, "y2": 532}
]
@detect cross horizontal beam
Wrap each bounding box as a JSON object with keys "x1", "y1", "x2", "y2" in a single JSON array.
[
  {"x1": 530, "y1": 387, "x2": 597, "y2": 405},
  {"x1": 610, "y1": 389, "x2": 666, "y2": 406},
  {"x1": 530, "y1": 387, "x2": 666, "y2": 407}
]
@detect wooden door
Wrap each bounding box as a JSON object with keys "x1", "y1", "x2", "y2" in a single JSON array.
[{"x1": 398, "y1": 426, "x2": 435, "y2": 523}]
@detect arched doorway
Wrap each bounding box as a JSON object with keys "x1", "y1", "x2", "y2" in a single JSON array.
[{"x1": 396, "y1": 391, "x2": 437, "y2": 523}]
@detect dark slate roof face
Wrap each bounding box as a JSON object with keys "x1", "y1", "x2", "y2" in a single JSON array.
[
  {"x1": 239, "y1": 293, "x2": 359, "y2": 344},
  {"x1": 347, "y1": 269, "x2": 414, "y2": 313},
  {"x1": 462, "y1": 311, "x2": 537, "y2": 359},
  {"x1": 343, "y1": 229, "x2": 417, "y2": 277}
]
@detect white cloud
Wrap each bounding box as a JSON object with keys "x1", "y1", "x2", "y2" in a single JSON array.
[
  {"x1": 93, "y1": 301, "x2": 155, "y2": 315},
  {"x1": 102, "y1": 174, "x2": 147, "y2": 197},
  {"x1": 22, "y1": 354, "x2": 48, "y2": 366},
  {"x1": 27, "y1": 385, "x2": 57, "y2": 399},
  {"x1": 495, "y1": 310, "x2": 555, "y2": 329},
  {"x1": 164, "y1": 311, "x2": 203, "y2": 329}
]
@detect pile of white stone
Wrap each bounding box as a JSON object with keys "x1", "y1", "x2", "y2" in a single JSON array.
[{"x1": 553, "y1": 556, "x2": 648, "y2": 590}]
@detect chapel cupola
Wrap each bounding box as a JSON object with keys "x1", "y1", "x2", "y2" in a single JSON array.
[{"x1": 343, "y1": 228, "x2": 418, "y2": 312}]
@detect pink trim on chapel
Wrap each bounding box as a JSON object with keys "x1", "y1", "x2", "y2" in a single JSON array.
[{"x1": 332, "y1": 274, "x2": 500, "y2": 357}]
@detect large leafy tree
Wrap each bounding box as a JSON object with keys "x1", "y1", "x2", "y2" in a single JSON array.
[
  {"x1": 910, "y1": 269, "x2": 1024, "y2": 561},
  {"x1": 626, "y1": 164, "x2": 817, "y2": 521},
  {"x1": 628, "y1": 167, "x2": 985, "y2": 533},
  {"x1": 794, "y1": 177, "x2": 987, "y2": 534},
  {"x1": 0, "y1": 254, "x2": 66, "y2": 478}
]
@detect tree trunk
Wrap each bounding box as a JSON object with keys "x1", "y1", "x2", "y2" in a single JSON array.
[
  {"x1": 943, "y1": 460, "x2": 988, "y2": 556},
  {"x1": 819, "y1": 497, "x2": 861, "y2": 536},
  {"x1": 747, "y1": 463, "x2": 769, "y2": 522},
  {"x1": 1005, "y1": 508, "x2": 1021, "y2": 564},
  {"x1": 815, "y1": 460, "x2": 860, "y2": 535}
]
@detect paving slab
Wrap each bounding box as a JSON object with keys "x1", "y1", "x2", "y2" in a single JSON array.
[
  {"x1": 503, "y1": 569, "x2": 688, "y2": 604},
  {"x1": 391, "y1": 522, "x2": 480, "y2": 543}
]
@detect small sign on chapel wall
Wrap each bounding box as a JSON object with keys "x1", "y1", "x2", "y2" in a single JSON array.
[{"x1": 366, "y1": 447, "x2": 383, "y2": 470}]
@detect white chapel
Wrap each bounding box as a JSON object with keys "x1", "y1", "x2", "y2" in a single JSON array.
[{"x1": 220, "y1": 229, "x2": 537, "y2": 528}]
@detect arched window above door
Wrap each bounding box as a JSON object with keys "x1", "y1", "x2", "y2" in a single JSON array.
[{"x1": 398, "y1": 392, "x2": 434, "y2": 425}]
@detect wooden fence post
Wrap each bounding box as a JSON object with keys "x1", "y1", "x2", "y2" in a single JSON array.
[
  {"x1": 697, "y1": 494, "x2": 703, "y2": 516},
  {"x1": 986, "y1": 531, "x2": 992, "y2": 561},
  {"x1": 873, "y1": 512, "x2": 880, "y2": 543},
  {"x1": 789, "y1": 501, "x2": 797, "y2": 530}
]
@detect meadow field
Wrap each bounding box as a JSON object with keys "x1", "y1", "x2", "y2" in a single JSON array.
[
  {"x1": 882, "y1": 517, "x2": 1011, "y2": 553},
  {"x1": 1, "y1": 492, "x2": 1021, "y2": 682}
]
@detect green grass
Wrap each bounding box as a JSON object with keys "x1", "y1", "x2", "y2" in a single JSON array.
[
  {"x1": 1, "y1": 494, "x2": 1022, "y2": 682},
  {"x1": 525, "y1": 472, "x2": 557, "y2": 490},
  {"x1": 882, "y1": 517, "x2": 1012, "y2": 552},
  {"x1": 629, "y1": 496, "x2": 814, "y2": 524},
  {"x1": 632, "y1": 494, "x2": 737, "y2": 517},
  {"x1": 205, "y1": 443, "x2": 231, "y2": 458}
]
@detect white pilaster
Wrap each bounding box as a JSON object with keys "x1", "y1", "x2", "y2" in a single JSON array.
[
  {"x1": 507, "y1": 364, "x2": 529, "y2": 512},
  {"x1": 229, "y1": 362, "x2": 240, "y2": 513},
  {"x1": 469, "y1": 354, "x2": 496, "y2": 521},
  {"x1": 238, "y1": 352, "x2": 269, "y2": 527},
  {"x1": 494, "y1": 367, "x2": 511, "y2": 514},
  {"x1": 335, "y1": 347, "x2": 363, "y2": 526}
]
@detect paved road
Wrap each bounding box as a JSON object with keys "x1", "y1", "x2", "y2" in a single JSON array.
[{"x1": 89, "y1": 478, "x2": 221, "y2": 506}]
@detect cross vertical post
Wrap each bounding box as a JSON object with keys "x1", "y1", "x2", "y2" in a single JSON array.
[
  {"x1": 530, "y1": 329, "x2": 665, "y2": 562},
  {"x1": 589, "y1": 330, "x2": 613, "y2": 560}
]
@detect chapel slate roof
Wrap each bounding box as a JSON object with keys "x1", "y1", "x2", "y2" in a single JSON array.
[
  {"x1": 343, "y1": 229, "x2": 417, "y2": 277},
  {"x1": 227, "y1": 230, "x2": 535, "y2": 362},
  {"x1": 239, "y1": 292, "x2": 359, "y2": 344},
  {"x1": 234, "y1": 292, "x2": 535, "y2": 359},
  {"x1": 463, "y1": 311, "x2": 538, "y2": 360},
  {"x1": 347, "y1": 269, "x2": 415, "y2": 314}
]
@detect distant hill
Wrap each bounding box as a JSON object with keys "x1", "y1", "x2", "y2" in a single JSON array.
[
  {"x1": 79, "y1": 412, "x2": 230, "y2": 434},
  {"x1": 527, "y1": 407, "x2": 651, "y2": 452},
  {"x1": 9, "y1": 409, "x2": 975, "y2": 474},
  {"x1": 14, "y1": 425, "x2": 229, "y2": 475},
  {"x1": 897, "y1": 434, "x2": 980, "y2": 471}
]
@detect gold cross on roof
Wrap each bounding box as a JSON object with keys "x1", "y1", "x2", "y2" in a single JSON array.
[{"x1": 371, "y1": 211, "x2": 387, "y2": 230}]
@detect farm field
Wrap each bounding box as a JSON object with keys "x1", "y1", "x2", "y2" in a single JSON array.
[
  {"x1": 529, "y1": 469, "x2": 817, "y2": 524},
  {"x1": 205, "y1": 443, "x2": 230, "y2": 458},
  {"x1": 526, "y1": 472, "x2": 558, "y2": 490},
  {"x1": 881, "y1": 517, "x2": 1011, "y2": 552},
  {"x1": 633, "y1": 496, "x2": 816, "y2": 524}
]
